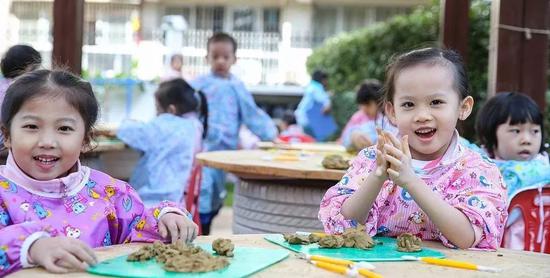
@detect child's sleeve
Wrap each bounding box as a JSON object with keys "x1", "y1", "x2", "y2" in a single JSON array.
[
  {"x1": 116, "y1": 120, "x2": 154, "y2": 152},
  {"x1": 0, "y1": 196, "x2": 56, "y2": 275},
  {"x1": 318, "y1": 147, "x2": 380, "y2": 235},
  {"x1": 439, "y1": 161, "x2": 508, "y2": 250},
  {"x1": 311, "y1": 86, "x2": 331, "y2": 107},
  {"x1": 234, "y1": 84, "x2": 277, "y2": 141},
  {"x1": 112, "y1": 182, "x2": 190, "y2": 244},
  {"x1": 342, "y1": 123, "x2": 377, "y2": 148}
]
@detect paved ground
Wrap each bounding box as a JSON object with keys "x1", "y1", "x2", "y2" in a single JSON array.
[{"x1": 210, "y1": 206, "x2": 234, "y2": 235}]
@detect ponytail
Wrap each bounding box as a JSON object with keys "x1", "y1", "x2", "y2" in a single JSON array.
[
  {"x1": 156, "y1": 79, "x2": 208, "y2": 139},
  {"x1": 195, "y1": 90, "x2": 208, "y2": 139}
]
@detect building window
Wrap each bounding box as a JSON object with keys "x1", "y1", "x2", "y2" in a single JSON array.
[
  {"x1": 343, "y1": 7, "x2": 367, "y2": 32},
  {"x1": 196, "y1": 6, "x2": 224, "y2": 32},
  {"x1": 312, "y1": 6, "x2": 337, "y2": 45},
  {"x1": 233, "y1": 7, "x2": 256, "y2": 32},
  {"x1": 165, "y1": 6, "x2": 191, "y2": 22},
  {"x1": 263, "y1": 8, "x2": 280, "y2": 33}
]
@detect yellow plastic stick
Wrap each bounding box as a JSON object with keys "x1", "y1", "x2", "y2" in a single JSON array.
[
  {"x1": 419, "y1": 257, "x2": 499, "y2": 272},
  {"x1": 309, "y1": 255, "x2": 354, "y2": 267},
  {"x1": 273, "y1": 155, "x2": 300, "y2": 161},
  {"x1": 358, "y1": 268, "x2": 384, "y2": 278},
  {"x1": 311, "y1": 232, "x2": 327, "y2": 238},
  {"x1": 421, "y1": 257, "x2": 476, "y2": 270}
]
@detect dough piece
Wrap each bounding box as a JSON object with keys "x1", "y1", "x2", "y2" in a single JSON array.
[
  {"x1": 396, "y1": 233, "x2": 422, "y2": 252},
  {"x1": 212, "y1": 238, "x2": 235, "y2": 257},
  {"x1": 164, "y1": 253, "x2": 229, "y2": 273},
  {"x1": 322, "y1": 155, "x2": 350, "y2": 170},
  {"x1": 127, "y1": 245, "x2": 155, "y2": 261},
  {"x1": 342, "y1": 225, "x2": 374, "y2": 249},
  {"x1": 283, "y1": 233, "x2": 310, "y2": 244},
  {"x1": 308, "y1": 233, "x2": 322, "y2": 243},
  {"x1": 126, "y1": 240, "x2": 230, "y2": 272},
  {"x1": 318, "y1": 235, "x2": 345, "y2": 248}
]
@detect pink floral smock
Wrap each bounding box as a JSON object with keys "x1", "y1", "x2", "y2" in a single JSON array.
[{"x1": 319, "y1": 135, "x2": 508, "y2": 250}]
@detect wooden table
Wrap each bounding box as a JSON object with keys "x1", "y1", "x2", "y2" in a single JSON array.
[
  {"x1": 9, "y1": 234, "x2": 549, "y2": 278},
  {"x1": 80, "y1": 138, "x2": 139, "y2": 181},
  {"x1": 196, "y1": 149, "x2": 347, "y2": 233},
  {"x1": 257, "y1": 142, "x2": 347, "y2": 153},
  {"x1": 85, "y1": 138, "x2": 127, "y2": 153}
]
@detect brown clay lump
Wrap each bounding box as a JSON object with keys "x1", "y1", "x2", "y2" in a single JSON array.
[
  {"x1": 212, "y1": 238, "x2": 235, "y2": 257},
  {"x1": 396, "y1": 233, "x2": 422, "y2": 252},
  {"x1": 342, "y1": 226, "x2": 375, "y2": 249},
  {"x1": 126, "y1": 244, "x2": 155, "y2": 261},
  {"x1": 127, "y1": 240, "x2": 229, "y2": 273},
  {"x1": 283, "y1": 233, "x2": 310, "y2": 244},
  {"x1": 308, "y1": 233, "x2": 322, "y2": 243},
  {"x1": 318, "y1": 235, "x2": 345, "y2": 248},
  {"x1": 322, "y1": 155, "x2": 350, "y2": 170}
]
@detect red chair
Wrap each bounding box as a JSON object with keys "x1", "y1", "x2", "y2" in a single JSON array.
[
  {"x1": 183, "y1": 163, "x2": 202, "y2": 235},
  {"x1": 278, "y1": 134, "x2": 316, "y2": 143},
  {"x1": 501, "y1": 186, "x2": 550, "y2": 253}
]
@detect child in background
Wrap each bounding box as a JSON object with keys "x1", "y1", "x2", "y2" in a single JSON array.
[
  {"x1": 0, "y1": 70, "x2": 197, "y2": 275},
  {"x1": 340, "y1": 79, "x2": 398, "y2": 151},
  {"x1": 0, "y1": 45, "x2": 42, "y2": 100},
  {"x1": 475, "y1": 92, "x2": 550, "y2": 250},
  {"x1": 340, "y1": 80, "x2": 382, "y2": 143},
  {"x1": 295, "y1": 70, "x2": 331, "y2": 137},
  {"x1": 117, "y1": 78, "x2": 208, "y2": 207},
  {"x1": 276, "y1": 111, "x2": 313, "y2": 143},
  {"x1": 161, "y1": 54, "x2": 187, "y2": 82},
  {"x1": 319, "y1": 48, "x2": 507, "y2": 250},
  {"x1": 0, "y1": 45, "x2": 42, "y2": 144},
  {"x1": 191, "y1": 32, "x2": 277, "y2": 234}
]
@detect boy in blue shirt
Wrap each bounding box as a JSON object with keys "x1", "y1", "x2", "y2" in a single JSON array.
[{"x1": 191, "y1": 33, "x2": 277, "y2": 234}]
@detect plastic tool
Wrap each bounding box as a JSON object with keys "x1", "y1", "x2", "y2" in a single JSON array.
[
  {"x1": 401, "y1": 256, "x2": 501, "y2": 273},
  {"x1": 307, "y1": 260, "x2": 383, "y2": 278}
]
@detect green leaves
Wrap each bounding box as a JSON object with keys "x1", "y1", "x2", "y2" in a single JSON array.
[{"x1": 307, "y1": 1, "x2": 491, "y2": 140}]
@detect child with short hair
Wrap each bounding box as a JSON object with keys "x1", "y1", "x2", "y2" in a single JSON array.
[
  {"x1": 0, "y1": 45, "x2": 42, "y2": 144},
  {"x1": 276, "y1": 110, "x2": 313, "y2": 143},
  {"x1": 0, "y1": 69, "x2": 197, "y2": 275},
  {"x1": 117, "y1": 78, "x2": 208, "y2": 207},
  {"x1": 161, "y1": 54, "x2": 186, "y2": 81},
  {"x1": 475, "y1": 92, "x2": 550, "y2": 250},
  {"x1": 340, "y1": 79, "x2": 398, "y2": 151},
  {"x1": 191, "y1": 32, "x2": 277, "y2": 234},
  {"x1": 0, "y1": 44, "x2": 42, "y2": 98},
  {"x1": 319, "y1": 48, "x2": 507, "y2": 250},
  {"x1": 295, "y1": 70, "x2": 331, "y2": 138}
]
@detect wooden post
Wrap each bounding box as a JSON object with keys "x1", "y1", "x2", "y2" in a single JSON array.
[
  {"x1": 440, "y1": 0, "x2": 470, "y2": 63},
  {"x1": 52, "y1": 0, "x2": 84, "y2": 75},
  {"x1": 488, "y1": 0, "x2": 549, "y2": 109}
]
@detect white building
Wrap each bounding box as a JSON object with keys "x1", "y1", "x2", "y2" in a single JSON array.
[{"x1": 2, "y1": 0, "x2": 427, "y2": 84}]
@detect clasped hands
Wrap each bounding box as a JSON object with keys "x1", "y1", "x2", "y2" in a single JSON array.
[{"x1": 373, "y1": 128, "x2": 419, "y2": 189}]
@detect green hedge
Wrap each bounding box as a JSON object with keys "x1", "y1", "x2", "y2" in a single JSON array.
[{"x1": 307, "y1": 1, "x2": 490, "y2": 140}]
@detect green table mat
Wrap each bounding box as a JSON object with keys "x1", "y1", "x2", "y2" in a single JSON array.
[
  {"x1": 264, "y1": 234, "x2": 445, "y2": 261},
  {"x1": 87, "y1": 244, "x2": 289, "y2": 277}
]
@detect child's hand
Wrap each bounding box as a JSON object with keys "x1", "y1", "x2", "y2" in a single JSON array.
[
  {"x1": 29, "y1": 237, "x2": 98, "y2": 273},
  {"x1": 351, "y1": 131, "x2": 372, "y2": 150},
  {"x1": 383, "y1": 132, "x2": 418, "y2": 188},
  {"x1": 158, "y1": 212, "x2": 198, "y2": 244},
  {"x1": 373, "y1": 128, "x2": 389, "y2": 179}
]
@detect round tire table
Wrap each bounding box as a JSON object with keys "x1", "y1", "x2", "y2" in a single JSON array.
[{"x1": 196, "y1": 148, "x2": 346, "y2": 234}]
